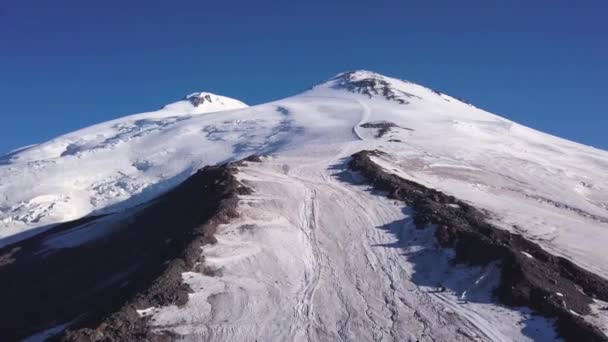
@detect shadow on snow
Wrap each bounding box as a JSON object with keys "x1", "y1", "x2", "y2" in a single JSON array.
[{"x1": 330, "y1": 157, "x2": 560, "y2": 341}]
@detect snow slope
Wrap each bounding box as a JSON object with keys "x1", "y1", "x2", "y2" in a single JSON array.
[
  {"x1": 2, "y1": 70, "x2": 608, "y2": 340},
  {"x1": 0, "y1": 92, "x2": 248, "y2": 243},
  {"x1": 146, "y1": 154, "x2": 560, "y2": 341}
]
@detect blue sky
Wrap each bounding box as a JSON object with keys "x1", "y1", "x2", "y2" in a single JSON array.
[{"x1": 1, "y1": 0, "x2": 606, "y2": 153}]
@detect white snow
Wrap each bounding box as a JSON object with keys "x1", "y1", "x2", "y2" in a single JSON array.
[
  {"x1": 149, "y1": 155, "x2": 559, "y2": 341},
  {"x1": 587, "y1": 299, "x2": 608, "y2": 336},
  {"x1": 0, "y1": 92, "x2": 248, "y2": 244},
  {"x1": 1, "y1": 70, "x2": 607, "y2": 339},
  {"x1": 521, "y1": 251, "x2": 534, "y2": 259},
  {"x1": 137, "y1": 307, "x2": 160, "y2": 318}
]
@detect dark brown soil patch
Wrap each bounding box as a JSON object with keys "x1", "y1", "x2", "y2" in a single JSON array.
[
  {"x1": 0, "y1": 160, "x2": 251, "y2": 341},
  {"x1": 349, "y1": 150, "x2": 608, "y2": 342}
]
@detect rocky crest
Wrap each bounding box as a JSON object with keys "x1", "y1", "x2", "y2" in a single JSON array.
[
  {"x1": 349, "y1": 150, "x2": 608, "y2": 342},
  {"x1": 331, "y1": 71, "x2": 421, "y2": 104},
  {"x1": 185, "y1": 92, "x2": 214, "y2": 107},
  {"x1": 0, "y1": 157, "x2": 256, "y2": 341}
]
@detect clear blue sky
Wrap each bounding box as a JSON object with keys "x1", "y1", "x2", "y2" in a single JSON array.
[{"x1": 1, "y1": 0, "x2": 607, "y2": 153}]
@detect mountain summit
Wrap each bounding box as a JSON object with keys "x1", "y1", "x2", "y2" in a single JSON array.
[
  {"x1": 1, "y1": 71, "x2": 607, "y2": 341},
  {"x1": 325, "y1": 70, "x2": 420, "y2": 104},
  {"x1": 161, "y1": 91, "x2": 248, "y2": 113}
]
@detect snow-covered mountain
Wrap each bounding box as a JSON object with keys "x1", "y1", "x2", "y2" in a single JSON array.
[
  {"x1": 0, "y1": 92, "x2": 247, "y2": 244},
  {"x1": 1, "y1": 71, "x2": 607, "y2": 341}
]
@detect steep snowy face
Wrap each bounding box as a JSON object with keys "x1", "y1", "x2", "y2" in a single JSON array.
[{"x1": 313, "y1": 71, "x2": 608, "y2": 278}]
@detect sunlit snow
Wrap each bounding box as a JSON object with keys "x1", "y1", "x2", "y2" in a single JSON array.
[{"x1": 3, "y1": 71, "x2": 607, "y2": 340}]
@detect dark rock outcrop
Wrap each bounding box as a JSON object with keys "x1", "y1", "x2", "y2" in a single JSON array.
[
  {"x1": 187, "y1": 93, "x2": 213, "y2": 107},
  {"x1": 360, "y1": 121, "x2": 413, "y2": 138},
  {"x1": 332, "y1": 71, "x2": 421, "y2": 104},
  {"x1": 0, "y1": 159, "x2": 252, "y2": 341},
  {"x1": 349, "y1": 150, "x2": 608, "y2": 342}
]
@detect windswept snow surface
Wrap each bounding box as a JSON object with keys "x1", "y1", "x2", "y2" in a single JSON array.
[
  {"x1": 2, "y1": 71, "x2": 608, "y2": 339},
  {"x1": 148, "y1": 155, "x2": 560, "y2": 341},
  {"x1": 0, "y1": 92, "x2": 248, "y2": 243}
]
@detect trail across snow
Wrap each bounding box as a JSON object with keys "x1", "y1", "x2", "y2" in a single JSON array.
[
  {"x1": 146, "y1": 88, "x2": 564, "y2": 340},
  {"x1": 352, "y1": 98, "x2": 371, "y2": 140},
  {"x1": 147, "y1": 153, "x2": 559, "y2": 341}
]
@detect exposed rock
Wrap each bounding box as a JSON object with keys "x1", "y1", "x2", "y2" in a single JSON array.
[
  {"x1": 239, "y1": 154, "x2": 263, "y2": 164},
  {"x1": 0, "y1": 160, "x2": 250, "y2": 341},
  {"x1": 349, "y1": 150, "x2": 608, "y2": 342},
  {"x1": 360, "y1": 121, "x2": 413, "y2": 138},
  {"x1": 186, "y1": 93, "x2": 213, "y2": 107},
  {"x1": 332, "y1": 71, "x2": 421, "y2": 104}
]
